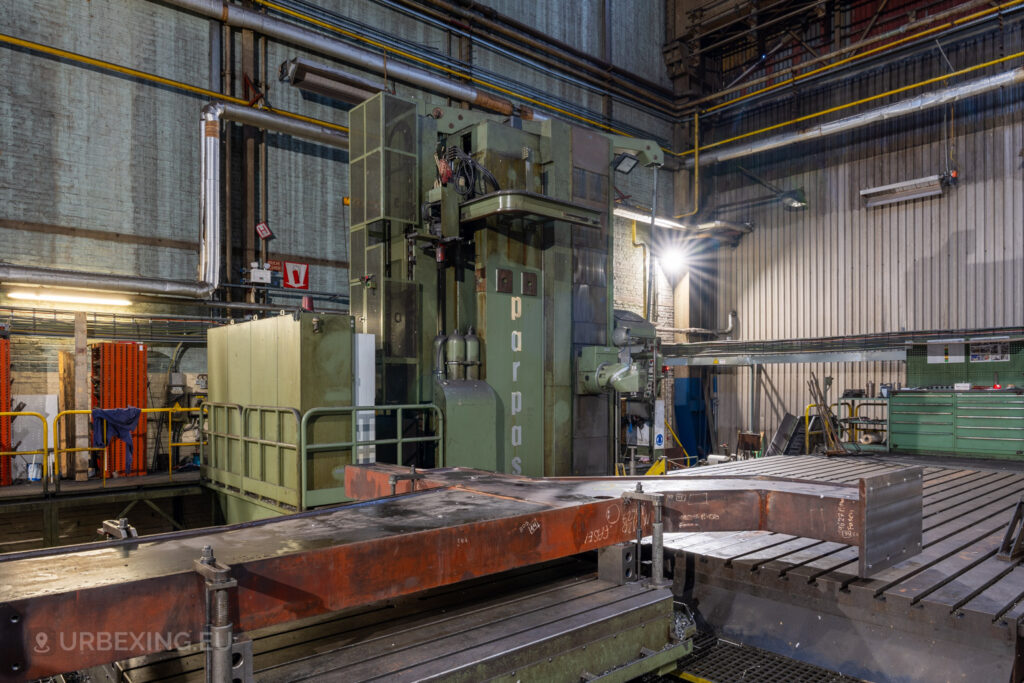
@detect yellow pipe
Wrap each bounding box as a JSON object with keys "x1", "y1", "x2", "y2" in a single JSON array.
[
  {"x1": 0, "y1": 33, "x2": 349, "y2": 134},
  {"x1": 703, "y1": 0, "x2": 1024, "y2": 114},
  {"x1": 630, "y1": 220, "x2": 649, "y2": 315},
  {"x1": 674, "y1": 48, "x2": 1024, "y2": 158},
  {"x1": 664, "y1": 420, "x2": 692, "y2": 467},
  {"x1": 674, "y1": 112, "x2": 700, "y2": 218}
]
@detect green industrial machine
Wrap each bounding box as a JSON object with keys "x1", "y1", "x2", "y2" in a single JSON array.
[
  {"x1": 203, "y1": 93, "x2": 667, "y2": 520},
  {"x1": 347, "y1": 92, "x2": 665, "y2": 477}
]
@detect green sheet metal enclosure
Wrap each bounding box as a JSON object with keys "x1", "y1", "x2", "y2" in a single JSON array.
[{"x1": 205, "y1": 313, "x2": 354, "y2": 519}]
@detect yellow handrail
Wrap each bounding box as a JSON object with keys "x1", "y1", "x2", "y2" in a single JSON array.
[
  {"x1": 53, "y1": 406, "x2": 205, "y2": 487},
  {"x1": 0, "y1": 411, "x2": 49, "y2": 479},
  {"x1": 804, "y1": 402, "x2": 844, "y2": 453}
]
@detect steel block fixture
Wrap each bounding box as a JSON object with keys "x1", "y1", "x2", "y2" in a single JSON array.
[
  {"x1": 0, "y1": 336, "x2": 9, "y2": 486},
  {"x1": 91, "y1": 342, "x2": 148, "y2": 476}
]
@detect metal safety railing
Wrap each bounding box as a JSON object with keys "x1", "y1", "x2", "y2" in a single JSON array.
[
  {"x1": 53, "y1": 406, "x2": 205, "y2": 491},
  {"x1": 0, "y1": 411, "x2": 49, "y2": 489},
  {"x1": 202, "y1": 403, "x2": 303, "y2": 510},
  {"x1": 199, "y1": 402, "x2": 443, "y2": 512},
  {"x1": 300, "y1": 404, "x2": 444, "y2": 509}
]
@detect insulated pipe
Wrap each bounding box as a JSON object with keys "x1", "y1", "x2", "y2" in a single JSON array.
[
  {"x1": 164, "y1": 0, "x2": 532, "y2": 118},
  {"x1": 0, "y1": 264, "x2": 214, "y2": 298},
  {"x1": 658, "y1": 310, "x2": 737, "y2": 337},
  {"x1": 199, "y1": 102, "x2": 348, "y2": 296},
  {"x1": 646, "y1": 168, "x2": 658, "y2": 322},
  {"x1": 689, "y1": 66, "x2": 1024, "y2": 167},
  {"x1": 630, "y1": 221, "x2": 649, "y2": 317}
]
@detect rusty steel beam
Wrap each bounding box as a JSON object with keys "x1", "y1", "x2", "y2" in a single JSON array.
[
  {"x1": 0, "y1": 466, "x2": 921, "y2": 679},
  {"x1": 347, "y1": 465, "x2": 923, "y2": 576}
]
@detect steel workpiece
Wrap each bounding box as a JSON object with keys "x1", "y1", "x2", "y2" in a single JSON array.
[{"x1": 0, "y1": 465, "x2": 921, "y2": 679}]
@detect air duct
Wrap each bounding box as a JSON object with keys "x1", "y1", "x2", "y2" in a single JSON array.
[
  {"x1": 690, "y1": 67, "x2": 1024, "y2": 166},
  {"x1": 164, "y1": 0, "x2": 535, "y2": 118}
]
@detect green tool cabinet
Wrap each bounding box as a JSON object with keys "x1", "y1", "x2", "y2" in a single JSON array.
[{"x1": 889, "y1": 391, "x2": 1024, "y2": 459}]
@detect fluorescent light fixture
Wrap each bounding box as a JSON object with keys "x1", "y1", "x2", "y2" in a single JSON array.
[
  {"x1": 611, "y1": 152, "x2": 640, "y2": 174},
  {"x1": 8, "y1": 291, "x2": 132, "y2": 306},
  {"x1": 860, "y1": 175, "x2": 945, "y2": 207},
  {"x1": 612, "y1": 207, "x2": 689, "y2": 230}
]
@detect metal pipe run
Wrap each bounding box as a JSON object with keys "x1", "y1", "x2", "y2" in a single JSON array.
[
  {"x1": 689, "y1": 65, "x2": 1024, "y2": 166},
  {"x1": 658, "y1": 310, "x2": 737, "y2": 337},
  {"x1": 0, "y1": 264, "x2": 215, "y2": 299},
  {"x1": 165, "y1": 0, "x2": 533, "y2": 118},
  {"x1": 199, "y1": 101, "x2": 349, "y2": 298}
]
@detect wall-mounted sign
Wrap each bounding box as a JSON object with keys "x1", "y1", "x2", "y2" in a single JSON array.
[
  {"x1": 283, "y1": 261, "x2": 309, "y2": 290},
  {"x1": 927, "y1": 340, "x2": 964, "y2": 364},
  {"x1": 255, "y1": 221, "x2": 274, "y2": 240},
  {"x1": 970, "y1": 341, "x2": 1010, "y2": 363}
]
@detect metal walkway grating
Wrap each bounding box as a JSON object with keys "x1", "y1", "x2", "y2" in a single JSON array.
[{"x1": 674, "y1": 634, "x2": 863, "y2": 682}]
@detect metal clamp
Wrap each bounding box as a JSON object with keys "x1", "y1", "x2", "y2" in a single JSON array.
[
  {"x1": 389, "y1": 465, "x2": 425, "y2": 496},
  {"x1": 97, "y1": 517, "x2": 138, "y2": 540},
  {"x1": 194, "y1": 546, "x2": 239, "y2": 683},
  {"x1": 621, "y1": 483, "x2": 669, "y2": 588}
]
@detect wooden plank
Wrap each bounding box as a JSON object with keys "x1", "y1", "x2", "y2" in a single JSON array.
[
  {"x1": 57, "y1": 351, "x2": 75, "y2": 479},
  {"x1": 73, "y1": 314, "x2": 90, "y2": 481}
]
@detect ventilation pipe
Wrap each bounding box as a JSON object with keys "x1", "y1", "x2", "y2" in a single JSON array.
[
  {"x1": 164, "y1": 0, "x2": 535, "y2": 118},
  {"x1": 0, "y1": 264, "x2": 215, "y2": 299},
  {"x1": 658, "y1": 310, "x2": 737, "y2": 337},
  {"x1": 689, "y1": 67, "x2": 1024, "y2": 166}
]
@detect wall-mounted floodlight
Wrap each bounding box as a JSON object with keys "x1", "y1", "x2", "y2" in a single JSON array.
[
  {"x1": 659, "y1": 246, "x2": 688, "y2": 276},
  {"x1": 737, "y1": 167, "x2": 807, "y2": 211},
  {"x1": 780, "y1": 189, "x2": 808, "y2": 210},
  {"x1": 280, "y1": 58, "x2": 384, "y2": 105},
  {"x1": 860, "y1": 175, "x2": 948, "y2": 207},
  {"x1": 611, "y1": 152, "x2": 640, "y2": 174}
]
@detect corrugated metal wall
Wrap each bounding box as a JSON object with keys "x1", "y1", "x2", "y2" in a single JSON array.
[{"x1": 708, "y1": 26, "x2": 1024, "y2": 449}]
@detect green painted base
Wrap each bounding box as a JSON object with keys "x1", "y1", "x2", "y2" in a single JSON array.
[{"x1": 216, "y1": 491, "x2": 287, "y2": 524}]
